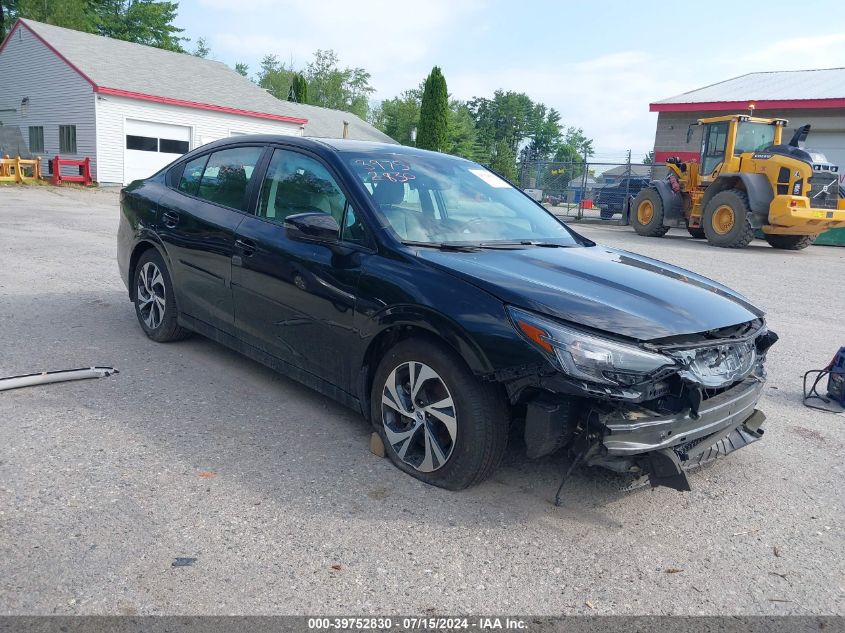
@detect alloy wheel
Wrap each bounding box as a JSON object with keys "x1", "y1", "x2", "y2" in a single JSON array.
[
  {"x1": 137, "y1": 261, "x2": 166, "y2": 330},
  {"x1": 381, "y1": 361, "x2": 457, "y2": 473}
]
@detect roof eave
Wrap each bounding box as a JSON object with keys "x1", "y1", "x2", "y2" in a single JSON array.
[
  {"x1": 650, "y1": 98, "x2": 845, "y2": 112},
  {"x1": 96, "y1": 87, "x2": 308, "y2": 125}
]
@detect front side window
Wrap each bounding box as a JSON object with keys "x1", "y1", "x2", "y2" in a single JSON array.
[
  {"x1": 59, "y1": 125, "x2": 77, "y2": 154},
  {"x1": 29, "y1": 126, "x2": 44, "y2": 154},
  {"x1": 344, "y1": 152, "x2": 578, "y2": 245},
  {"x1": 734, "y1": 122, "x2": 775, "y2": 155},
  {"x1": 195, "y1": 146, "x2": 264, "y2": 210},
  {"x1": 257, "y1": 149, "x2": 349, "y2": 232}
]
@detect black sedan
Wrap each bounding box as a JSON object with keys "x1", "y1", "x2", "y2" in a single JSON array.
[{"x1": 118, "y1": 136, "x2": 776, "y2": 492}]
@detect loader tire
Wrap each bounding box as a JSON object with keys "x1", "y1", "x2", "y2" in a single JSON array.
[
  {"x1": 764, "y1": 234, "x2": 817, "y2": 250},
  {"x1": 631, "y1": 188, "x2": 669, "y2": 237},
  {"x1": 702, "y1": 190, "x2": 755, "y2": 249}
]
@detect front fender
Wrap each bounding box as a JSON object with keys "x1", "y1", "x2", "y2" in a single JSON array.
[
  {"x1": 702, "y1": 173, "x2": 773, "y2": 221},
  {"x1": 364, "y1": 304, "x2": 496, "y2": 376}
]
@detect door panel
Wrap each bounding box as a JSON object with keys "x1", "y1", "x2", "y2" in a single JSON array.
[
  {"x1": 157, "y1": 145, "x2": 265, "y2": 333},
  {"x1": 232, "y1": 148, "x2": 366, "y2": 390}
]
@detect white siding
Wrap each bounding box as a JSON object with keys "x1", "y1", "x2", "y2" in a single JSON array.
[
  {"x1": 0, "y1": 24, "x2": 97, "y2": 177},
  {"x1": 95, "y1": 96, "x2": 302, "y2": 184}
]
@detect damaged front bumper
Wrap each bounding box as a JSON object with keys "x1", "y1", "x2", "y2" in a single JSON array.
[
  {"x1": 588, "y1": 376, "x2": 766, "y2": 490},
  {"x1": 511, "y1": 326, "x2": 776, "y2": 491}
]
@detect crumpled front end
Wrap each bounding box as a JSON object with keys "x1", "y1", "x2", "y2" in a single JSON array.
[{"x1": 500, "y1": 313, "x2": 778, "y2": 490}]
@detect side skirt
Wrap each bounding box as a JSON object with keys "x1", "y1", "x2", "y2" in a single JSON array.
[{"x1": 178, "y1": 313, "x2": 363, "y2": 414}]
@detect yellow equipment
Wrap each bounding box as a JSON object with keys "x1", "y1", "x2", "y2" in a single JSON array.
[{"x1": 631, "y1": 114, "x2": 845, "y2": 249}]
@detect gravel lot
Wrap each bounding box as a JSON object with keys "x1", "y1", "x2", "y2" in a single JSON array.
[{"x1": 1, "y1": 185, "x2": 843, "y2": 616}]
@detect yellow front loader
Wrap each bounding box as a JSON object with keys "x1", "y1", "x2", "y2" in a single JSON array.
[{"x1": 631, "y1": 114, "x2": 845, "y2": 249}]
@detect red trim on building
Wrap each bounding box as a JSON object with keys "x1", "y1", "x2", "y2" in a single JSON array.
[
  {"x1": 654, "y1": 151, "x2": 700, "y2": 164},
  {"x1": 650, "y1": 98, "x2": 845, "y2": 112},
  {"x1": 0, "y1": 20, "x2": 309, "y2": 125},
  {"x1": 96, "y1": 87, "x2": 308, "y2": 124},
  {"x1": 0, "y1": 19, "x2": 97, "y2": 87}
]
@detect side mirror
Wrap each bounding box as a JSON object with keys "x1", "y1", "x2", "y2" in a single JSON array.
[{"x1": 284, "y1": 212, "x2": 340, "y2": 243}]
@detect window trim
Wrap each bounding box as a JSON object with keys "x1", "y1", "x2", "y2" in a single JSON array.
[
  {"x1": 251, "y1": 144, "x2": 377, "y2": 251},
  {"x1": 58, "y1": 125, "x2": 77, "y2": 154}
]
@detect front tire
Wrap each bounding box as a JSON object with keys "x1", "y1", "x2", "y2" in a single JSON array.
[
  {"x1": 702, "y1": 190, "x2": 755, "y2": 248},
  {"x1": 631, "y1": 188, "x2": 669, "y2": 237},
  {"x1": 133, "y1": 249, "x2": 191, "y2": 342},
  {"x1": 764, "y1": 233, "x2": 817, "y2": 250},
  {"x1": 370, "y1": 338, "x2": 508, "y2": 490}
]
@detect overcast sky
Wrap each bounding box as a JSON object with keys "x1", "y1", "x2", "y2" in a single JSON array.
[{"x1": 177, "y1": 0, "x2": 845, "y2": 161}]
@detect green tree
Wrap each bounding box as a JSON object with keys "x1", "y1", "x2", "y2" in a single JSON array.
[
  {"x1": 372, "y1": 88, "x2": 421, "y2": 146},
  {"x1": 490, "y1": 141, "x2": 517, "y2": 182},
  {"x1": 417, "y1": 66, "x2": 448, "y2": 152},
  {"x1": 0, "y1": 0, "x2": 17, "y2": 40},
  {"x1": 257, "y1": 54, "x2": 296, "y2": 100},
  {"x1": 90, "y1": 0, "x2": 185, "y2": 52},
  {"x1": 15, "y1": 0, "x2": 91, "y2": 31},
  {"x1": 192, "y1": 36, "x2": 210, "y2": 58},
  {"x1": 642, "y1": 150, "x2": 654, "y2": 165},
  {"x1": 289, "y1": 73, "x2": 308, "y2": 103},
  {"x1": 234, "y1": 62, "x2": 249, "y2": 77},
  {"x1": 303, "y1": 49, "x2": 374, "y2": 119},
  {"x1": 446, "y1": 101, "x2": 484, "y2": 161}
]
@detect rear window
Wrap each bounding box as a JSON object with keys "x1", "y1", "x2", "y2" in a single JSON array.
[
  {"x1": 177, "y1": 155, "x2": 208, "y2": 196},
  {"x1": 175, "y1": 147, "x2": 264, "y2": 210}
]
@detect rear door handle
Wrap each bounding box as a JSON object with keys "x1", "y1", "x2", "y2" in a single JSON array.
[
  {"x1": 235, "y1": 238, "x2": 257, "y2": 257},
  {"x1": 162, "y1": 210, "x2": 179, "y2": 228}
]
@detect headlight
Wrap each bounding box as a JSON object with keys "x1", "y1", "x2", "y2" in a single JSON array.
[{"x1": 507, "y1": 306, "x2": 675, "y2": 385}]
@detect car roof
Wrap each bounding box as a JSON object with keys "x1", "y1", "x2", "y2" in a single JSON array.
[{"x1": 194, "y1": 135, "x2": 473, "y2": 161}]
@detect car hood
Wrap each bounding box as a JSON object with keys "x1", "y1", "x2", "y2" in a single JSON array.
[{"x1": 417, "y1": 245, "x2": 763, "y2": 341}]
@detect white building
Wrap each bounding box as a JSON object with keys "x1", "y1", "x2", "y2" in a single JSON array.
[{"x1": 0, "y1": 18, "x2": 394, "y2": 184}]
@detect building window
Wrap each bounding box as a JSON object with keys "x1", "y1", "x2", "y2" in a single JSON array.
[
  {"x1": 59, "y1": 125, "x2": 77, "y2": 154},
  {"x1": 159, "y1": 138, "x2": 189, "y2": 154},
  {"x1": 28, "y1": 126, "x2": 44, "y2": 154},
  {"x1": 126, "y1": 135, "x2": 158, "y2": 152}
]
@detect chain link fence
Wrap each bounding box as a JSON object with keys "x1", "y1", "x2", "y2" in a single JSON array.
[{"x1": 520, "y1": 159, "x2": 666, "y2": 224}]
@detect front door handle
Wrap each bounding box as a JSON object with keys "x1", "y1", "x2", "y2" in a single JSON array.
[
  {"x1": 235, "y1": 238, "x2": 257, "y2": 257},
  {"x1": 162, "y1": 210, "x2": 179, "y2": 228}
]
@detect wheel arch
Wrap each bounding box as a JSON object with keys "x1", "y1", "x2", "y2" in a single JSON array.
[
  {"x1": 649, "y1": 179, "x2": 683, "y2": 224},
  {"x1": 357, "y1": 307, "x2": 496, "y2": 421},
  {"x1": 127, "y1": 238, "x2": 171, "y2": 301},
  {"x1": 702, "y1": 173, "x2": 773, "y2": 220}
]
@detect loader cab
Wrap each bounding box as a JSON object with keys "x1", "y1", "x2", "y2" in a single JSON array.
[{"x1": 697, "y1": 115, "x2": 785, "y2": 176}]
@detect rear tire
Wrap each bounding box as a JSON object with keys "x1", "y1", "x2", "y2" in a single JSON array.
[
  {"x1": 631, "y1": 188, "x2": 669, "y2": 237},
  {"x1": 702, "y1": 190, "x2": 755, "y2": 248},
  {"x1": 370, "y1": 338, "x2": 509, "y2": 490},
  {"x1": 133, "y1": 249, "x2": 191, "y2": 342},
  {"x1": 764, "y1": 234, "x2": 817, "y2": 250}
]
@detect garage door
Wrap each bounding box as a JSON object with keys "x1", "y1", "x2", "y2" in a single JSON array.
[{"x1": 124, "y1": 119, "x2": 191, "y2": 184}]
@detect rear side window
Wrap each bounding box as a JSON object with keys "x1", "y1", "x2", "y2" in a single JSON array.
[
  {"x1": 178, "y1": 155, "x2": 208, "y2": 196},
  {"x1": 196, "y1": 146, "x2": 264, "y2": 210}
]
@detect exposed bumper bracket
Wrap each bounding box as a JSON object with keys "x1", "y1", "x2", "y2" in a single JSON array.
[{"x1": 644, "y1": 449, "x2": 691, "y2": 492}]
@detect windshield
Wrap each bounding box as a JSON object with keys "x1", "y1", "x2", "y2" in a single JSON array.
[
  {"x1": 343, "y1": 151, "x2": 579, "y2": 246},
  {"x1": 734, "y1": 122, "x2": 776, "y2": 155}
]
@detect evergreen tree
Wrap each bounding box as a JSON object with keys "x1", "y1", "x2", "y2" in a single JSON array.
[
  {"x1": 192, "y1": 36, "x2": 210, "y2": 58},
  {"x1": 289, "y1": 73, "x2": 308, "y2": 103},
  {"x1": 234, "y1": 62, "x2": 249, "y2": 77},
  {"x1": 416, "y1": 66, "x2": 448, "y2": 151}
]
